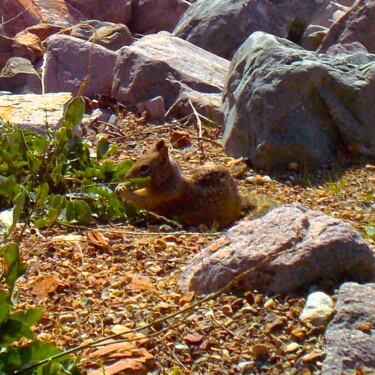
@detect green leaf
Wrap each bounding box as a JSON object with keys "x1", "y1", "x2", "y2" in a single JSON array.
[
  {"x1": 96, "y1": 136, "x2": 110, "y2": 160},
  {"x1": 115, "y1": 160, "x2": 133, "y2": 180},
  {"x1": 65, "y1": 200, "x2": 92, "y2": 225},
  {"x1": 10, "y1": 308, "x2": 43, "y2": 328},
  {"x1": 365, "y1": 226, "x2": 375, "y2": 239},
  {"x1": 62, "y1": 97, "x2": 84, "y2": 130},
  {"x1": 0, "y1": 291, "x2": 11, "y2": 325},
  {"x1": 9, "y1": 191, "x2": 26, "y2": 234},
  {"x1": 1, "y1": 243, "x2": 27, "y2": 294},
  {"x1": 0, "y1": 319, "x2": 35, "y2": 347},
  {"x1": 0, "y1": 340, "x2": 63, "y2": 373}
]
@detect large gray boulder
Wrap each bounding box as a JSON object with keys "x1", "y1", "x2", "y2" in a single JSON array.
[
  {"x1": 173, "y1": 0, "x2": 325, "y2": 59},
  {"x1": 222, "y1": 31, "x2": 375, "y2": 170},
  {"x1": 322, "y1": 282, "x2": 375, "y2": 375},
  {"x1": 43, "y1": 34, "x2": 117, "y2": 97},
  {"x1": 0, "y1": 57, "x2": 42, "y2": 94},
  {"x1": 112, "y1": 31, "x2": 229, "y2": 122},
  {"x1": 179, "y1": 204, "x2": 375, "y2": 295},
  {"x1": 319, "y1": 0, "x2": 375, "y2": 54}
]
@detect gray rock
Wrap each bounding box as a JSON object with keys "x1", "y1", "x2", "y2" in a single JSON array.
[
  {"x1": 322, "y1": 282, "x2": 375, "y2": 375},
  {"x1": 179, "y1": 204, "x2": 375, "y2": 295},
  {"x1": 43, "y1": 34, "x2": 117, "y2": 97},
  {"x1": 130, "y1": 0, "x2": 190, "y2": 34},
  {"x1": 319, "y1": 0, "x2": 375, "y2": 54},
  {"x1": 222, "y1": 31, "x2": 375, "y2": 170},
  {"x1": 112, "y1": 31, "x2": 229, "y2": 122},
  {"x1": 69, "y1": 20, "x2": 116, "y2": 40},
  {"x1": 173, "y1": 0, "x2": 325, "y2": 59},
  {"x1": 0, "y1": 57, "x2": 42, "y2": 94}
]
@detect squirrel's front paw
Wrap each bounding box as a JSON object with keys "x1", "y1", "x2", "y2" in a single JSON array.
[{"x1": 115, "y1": 183, "x2": 132, "y2": 199}]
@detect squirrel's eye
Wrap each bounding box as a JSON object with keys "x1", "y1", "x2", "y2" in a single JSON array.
[{"x1": 139, "y1": 165, "x2": 149, "y2": 175}]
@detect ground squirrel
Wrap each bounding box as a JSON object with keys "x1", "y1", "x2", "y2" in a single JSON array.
[{"x1": 116, "y1": 140, "x2": 242, "y2": 229}]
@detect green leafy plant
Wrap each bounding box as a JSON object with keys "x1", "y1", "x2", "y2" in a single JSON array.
[
  {"x1": 0, "y1": 97, "x2": 142, "y2": 231},
  {"x1": 0, "y1": 243, "x2": 80, "y2": 374}
]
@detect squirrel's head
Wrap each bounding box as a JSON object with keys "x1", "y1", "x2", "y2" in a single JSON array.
[{"x1": 126, "y1": 140, "x2": 171, "y2": 183}]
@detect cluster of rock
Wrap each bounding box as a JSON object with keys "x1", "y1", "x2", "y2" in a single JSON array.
[
  {"x1": 180, "y1": 204, "x2": 375, "y2": 374},
  {"x1": 1, "y1": 0, "x2": 375, "y2": 169}
]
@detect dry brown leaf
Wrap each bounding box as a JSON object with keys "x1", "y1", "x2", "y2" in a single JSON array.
[
  {"x1": 184, "y1": 333, "x2": 204, "y2": 345},
  {"x1": 30, "y1": 274, "x2": 67, "y2": 299},
  {"x1": 129, "y1": 275, "x2": 157, "y2": 293},
  {"x1": 87, "y1": 230, "x2": 110, "y2": 252},
  {"x1": 179, "y1": 292, "x2": 195, "y2": 305}
]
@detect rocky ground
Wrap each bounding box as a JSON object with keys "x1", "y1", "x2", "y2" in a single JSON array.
[{"x1": 14, "y1": 113, "x2": 374, "y2": 374}]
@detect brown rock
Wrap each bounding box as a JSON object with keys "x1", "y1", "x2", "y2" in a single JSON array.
[
  {"x1": 26, "y1": 23, "x2": 68, "y2": 42},
  {"x1": 179, "y1": 204, "x2": 375, "y2": 295},
  {"x1": 0, "y1": 34, "x2": 36, "y2": 70},
  {"x1": 14, "y1": 30, "x2": 44, "y2": 60}
]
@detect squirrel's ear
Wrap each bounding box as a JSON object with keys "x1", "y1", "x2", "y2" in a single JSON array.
[{"x1": 154, "y1": 140, "x2": 169, "y2": 161}]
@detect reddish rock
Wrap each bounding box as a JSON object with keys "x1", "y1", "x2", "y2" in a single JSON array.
[
  {"x1": 0, "y1": 0, "x2": 40, "y2": 37},
  {"x1": 43, "y1": 34, "x2": 117, "y2": 97},
  {"x1": 130, "y1": 0, "x2": 190, "y2": 34},
  {"x1": 14, "y1": 30, "x2": 44, "y2": 60},
  {"x1": 26, "y1": 23, "x2": 68, "y2": 42},
  {"x1": 319, "y1": 0, "x2": 375, "y2": 53},
  {"x1": 0, "y1": 0, "x2": 81, "y2": 37},
  {"x1": 0, "y1": 34, "x2": 36, "y2": 70},
  {"x1": 179, "y1": 204, "x2": 375, "y2": 295}
]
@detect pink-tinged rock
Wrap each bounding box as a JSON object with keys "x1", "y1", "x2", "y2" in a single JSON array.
[
  {"x1": 319, "y1": 0, "x2": 375, "y2": 53},
  {"x1": 137, "y1": 96, "x2": 166, "y2": 121},
  {"x1": 112, "y1": 31, "x2": 229, "y2": 122},
  {"x1": 14, "y1": 30, "x2": 44, "y2": 60},
  {"x1": 43, "y1": 34, "x2": 117, "y2": 97},
  {"x1": 66, "y1": 0, "x2": 132, "y2": 25},
  {"x1": 130, "y1": 0, "x2": 190, "y2": 34},
  {"x1": 0, "y1": 34, "x2": 36, "y2": 70},
  {"x1": 179, "y1": 204, "x2": 375, "y2": 295}
]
